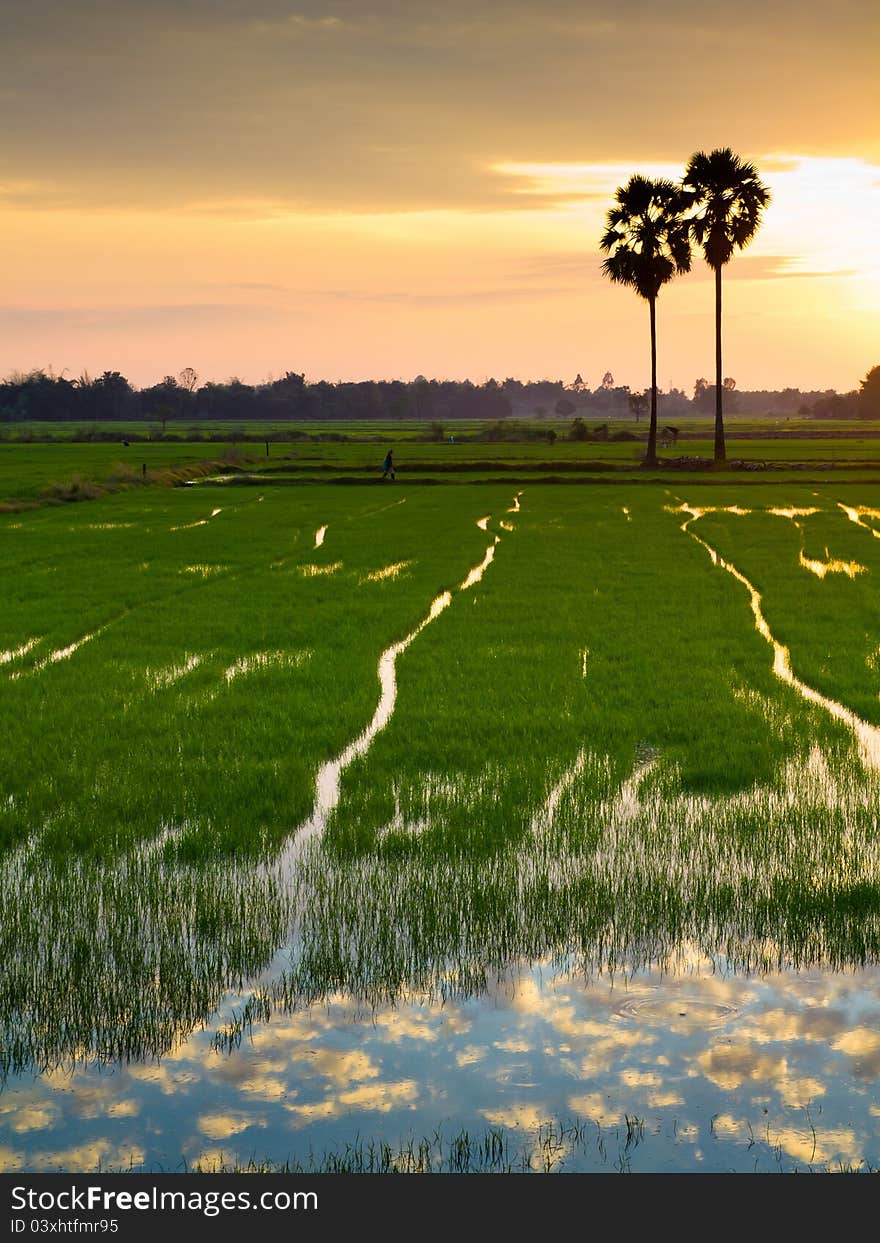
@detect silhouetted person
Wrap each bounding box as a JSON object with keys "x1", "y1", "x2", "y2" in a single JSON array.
[{"x1": 382, "y1": 450, "x2": 395, "y2": 480}]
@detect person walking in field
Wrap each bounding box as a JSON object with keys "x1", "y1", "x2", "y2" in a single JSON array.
[{"x1": 382, "y1": 449, "x2": 396, "y2": 480}]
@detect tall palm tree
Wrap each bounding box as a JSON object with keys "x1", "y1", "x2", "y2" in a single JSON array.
[
  {"x1": 683, "y1": 148, "x2": 770, "y2": 463},
  {"x1": 599, "y1": 176, "x2": 691, "y2": 467}
]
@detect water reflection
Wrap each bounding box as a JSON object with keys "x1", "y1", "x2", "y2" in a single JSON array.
[
  {"x1": 286, "y1": 591, "x2": 453, "y2": 860},
  {"x1": 2, "y1": 952, "x2": 879, "y2": 1173},
  {"x1": 678, "y1": 500, "x2": 880, "y2": 768},
  {"x1": 459, "y1": 539, "x2": 498, "y2": 590},
  {"x1": 839, "y1": 503, "x2": 880, "y2": 537},
  {"x1": 799, "y1": 550, "x2": 866, "y2": 579},
  {"x1": 0, "y1": 638, "x2": 41, "y2": 665},
  {"x1": 4, "y1": 488, "x2": 880, "y2": 1172},
  {"x1": 5, "y1": 730, "x2": 880, "y2": 1087},
  {"x1": 361, "y1": 560, "x2": 411, "y2": 583}
]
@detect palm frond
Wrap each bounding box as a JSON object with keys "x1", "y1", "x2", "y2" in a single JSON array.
[
  {"x1": 598, "y1": 173, "x2": 693, "y2": 302},
  {"x1": 684, "y1": 147, "x2": 771, "y2": 268}
]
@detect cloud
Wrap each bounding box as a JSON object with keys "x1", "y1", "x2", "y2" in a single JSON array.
[
  {"x1": 283, "y1": 1077, "x2": 419, "y2": 1124},
  {"x1": 338, "y1": 1080, "x2": 418, "y2": 1110},
  {"x1": 481, "y1": 1103, "x2": 553, "y2": 1130},
  {"x1": 831, "y1": 1027, "x2": 880, "y2": 1057},
  {"x1": 27, "y1": 1141, "x2": 147, "y2": 1173},
  {"x1": 566, "y1": 1093, "x2": 622, "y2": 1125},
  {"x1": 697, "y1": 1044, "x2": 788, "y2": 1092},
  {"x1": 719, "y1": 256, "x2": 860, "y2": 282},
  {"x1": 197, "y1": 1112, "x2": 266, "y2": 1141},
  {"x1": 0, "y1": 304, "x2": 298, "y2": 331},
  {"x1": 225, "y1": 281, "x2": 292, "y2": 292},
  {"x1": 1, "y1": 3, "x2": 876, "y2": 215},
  {"x1": 312, "y1": 285, "x2": 577, "y2": 307},
  {"x1": 3, "y1": 1105, "x2": 60, "y2": 1133},
  {"x1": 289, "y1": 1047, "x2": 379, "y2": 1087},
  {"x1": 735, "y1": 1007, "x2": 850, "y2": 1045}
]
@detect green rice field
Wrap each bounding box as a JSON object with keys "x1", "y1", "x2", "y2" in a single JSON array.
[
  {"x1": 5, "y1": 417, "x2": 880, "y2": 510},
  {"x1": 2, "y1": 446, "x2": 880, "y2": 1173}
]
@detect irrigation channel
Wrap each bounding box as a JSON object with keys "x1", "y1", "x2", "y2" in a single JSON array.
[
  {"x1": 675, "y1": 500, "x2": 880, "y2": 767},
  {"x1": 2, "y1": 485, "x2": 880, "y2": 1173}
]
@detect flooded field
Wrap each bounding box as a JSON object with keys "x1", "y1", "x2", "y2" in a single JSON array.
[{"x1": 2, "y1": 481, "x2": 880, "y2": 1172}]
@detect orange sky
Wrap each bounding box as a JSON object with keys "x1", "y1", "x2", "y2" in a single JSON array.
[{"x1": 1, "y1": 1, "x2": 878, "y2": 392}]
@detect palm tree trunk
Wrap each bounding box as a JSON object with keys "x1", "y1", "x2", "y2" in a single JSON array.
[
  {"x1": 714, "y1": 264, "x2": 726, "y2": 462},
  {"x1": 645, "y1": 297, "x2": 658, "y2": 467}
]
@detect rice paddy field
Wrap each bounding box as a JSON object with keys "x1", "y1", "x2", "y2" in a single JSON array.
[
  {"x1": 6, "y1": 420, "x2": 880, "y2": 509},
  {"x1": 3, "y1": 441, "x2": 880, "y2": 1174}
]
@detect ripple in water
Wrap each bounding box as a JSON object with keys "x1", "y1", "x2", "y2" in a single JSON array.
[{"x1": 614, "y1": 995, "x2": 738, "y2": 1030}]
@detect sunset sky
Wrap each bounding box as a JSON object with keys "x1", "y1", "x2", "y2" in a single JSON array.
[{"x1": 2, "y1": 0, "x2": 878, "y2": 392}]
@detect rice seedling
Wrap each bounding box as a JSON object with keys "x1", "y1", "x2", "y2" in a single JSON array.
[{"x1": 3, "y1": 477, "x2": 880, "y2": 1174}]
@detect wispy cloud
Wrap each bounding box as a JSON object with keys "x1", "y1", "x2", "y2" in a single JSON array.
[
  {"x1": 312, "y1": 285, "x2": 577, "y2": 306},
  {"x1": 0, "y1": 304, "x2": 300, "y2": 329}
]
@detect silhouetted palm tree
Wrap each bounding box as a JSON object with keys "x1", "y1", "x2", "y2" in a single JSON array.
[
  {"x1": 683, "y1": 148, "x2": 771, "y2": 463},
  {"x1": 599, "y1": 176, "x2": 691, "y2": 467}
]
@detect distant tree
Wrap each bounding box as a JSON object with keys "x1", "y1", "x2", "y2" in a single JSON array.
[
  {"x1": 389, "y1": 395, "x2": 410, "y2": 420},
  {"x1": 76, "y1": 370, "x2": 134, "y2": 421},
  {"x1": 572, "y1": 373, "x2": 587, "y2": 392},
  {"x1": 156, "y1": 402, "x2": 175, "y2": 433},
  {"x1": 663, "y1": 386, "x2": 691, "y2": 417},
  {"x1": 601, "y1": 371, "x2": 615, "y2": 390},
  {"x1": 693, "y1": 377, "x2": 738, "y2": 415},
  {"x1": 546, "y1": 427, "x2": 557, "y2": 445},
  {"x1": 411, "y1": 375, "x2": 432, "y2": 420},
  {"x1": 178, "y1": 366, "x2": 199, "y2": 393},
  {"x1": 141, "y1": 375, "x2": 180, "y2": 430},
  {"x1": 683, "y1": 148, "x2": 771, "y2": 462},
  {"x1": 628, "y1": 390, "x2": 649, "y2": 422},
  {"x1": 555, "y1": 397, "x2": 576, "y2": 416},
  {"x1": 600, "y1": 175, "x2": 692, "y2": 466},
  {"x1": 858, "y1": 366, "x2": 880, "y2": 419},
  {"x1": 569, "y1": 416, "x2": 588, "y2": 441}
]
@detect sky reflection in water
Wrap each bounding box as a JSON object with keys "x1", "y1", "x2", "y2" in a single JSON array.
[{"x1": 2, "y1": 955, "x2": 879, "y2": 1174}]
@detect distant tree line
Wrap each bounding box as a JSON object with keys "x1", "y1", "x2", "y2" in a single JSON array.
[
  {"x1": 1, "y1": 365, "x2": 877, "y2": 426},
  {"x1": 0, "y1": 369, "x2": 512, "y2": 425}
]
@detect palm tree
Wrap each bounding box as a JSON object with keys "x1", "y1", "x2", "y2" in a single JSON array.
[
  {"x1": 683, "y1": 148, "x2": 770, "y2": 463},
  {"x1": 599, "y1": 176, "x2": 691, "y2": 467}
]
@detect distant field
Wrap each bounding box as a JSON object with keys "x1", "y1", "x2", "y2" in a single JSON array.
[
  {"x1": 0, "y1": 441, "x2": 271, "y2": 505},
  {"x1": 3, "y1": 415, "x2": 880, "y2": 444},
  {"x1": 5, "y1": 420, "x2": 880, "y2": 507}
]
